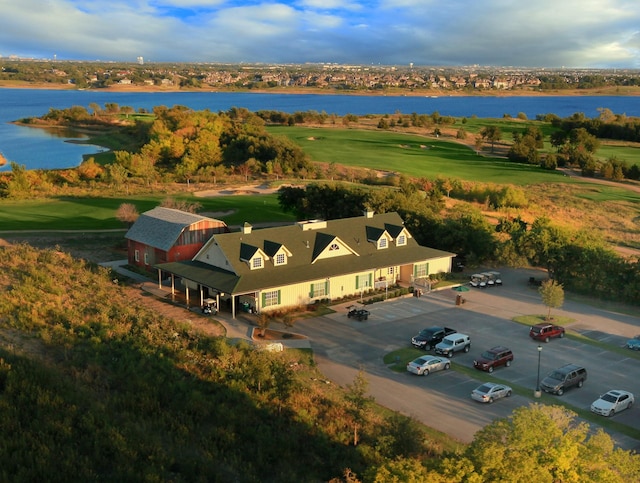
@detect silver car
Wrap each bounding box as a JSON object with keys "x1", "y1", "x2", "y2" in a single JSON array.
[
  {"x1": 590, "y1": 390, "x2": 634, "y2": 417},
  {"x1": 406, "y1": 355, "x2": 450, "y2": 376},
  {"x1": 471, "y1": 382, "x2": 512, "y2": 403}
]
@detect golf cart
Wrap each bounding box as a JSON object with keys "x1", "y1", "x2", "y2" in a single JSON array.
[
  {"x1": 487, "y1": 271, "x2": 502, "y2": 286},
  {"x1": 470, "y1": 274, "x2": 487, "y2": 288},
  {"x1": 347, "y1": 303, "x2": 370, "y2": 321},
  {"x1": 201, "y1": 298, "x2": 217, "y2": 315},
  {"x1": 481, "y1": 272, "x2": 496, "y2": 287}
]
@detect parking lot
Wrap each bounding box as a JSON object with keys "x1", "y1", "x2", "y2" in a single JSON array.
[{"x1": 294, "y1": 268, "x2": 640, "y2": 450}]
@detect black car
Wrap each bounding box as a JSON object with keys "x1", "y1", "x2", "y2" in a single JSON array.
[{"x1": 411, "y1": 326, "x2": 456, "y2": 351}]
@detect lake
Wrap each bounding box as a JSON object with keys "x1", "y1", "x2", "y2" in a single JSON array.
[{"x1": 1, "y1": 88, "x2": 639, "y2": 171}]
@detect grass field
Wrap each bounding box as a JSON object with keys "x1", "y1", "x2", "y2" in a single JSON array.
[
  {"x1": 268, "y1": 125, "x2": 573, "y2": 184},
  {"x1": 0, "y1": 193, "x2": 294, "y2": 231}
]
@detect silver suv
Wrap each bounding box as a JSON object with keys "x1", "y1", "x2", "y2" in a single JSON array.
[
  {"x1": 540, "y1": 364, "x2": 587, "y2": 395},
  {"x1": 435, "y1": 333, "x2": 471, "y2": 358}
]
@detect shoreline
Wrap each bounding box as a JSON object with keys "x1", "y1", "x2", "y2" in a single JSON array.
[{"x1": 1, "y1": 81, "x2": 639, "y2": 98}]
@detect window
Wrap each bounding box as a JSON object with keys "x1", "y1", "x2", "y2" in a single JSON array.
[
  {"x1": 397, "y1": 234, "x2": 406, "y2": 246},
  {"x1": 252, "y1": 257, "x2": 263, "y2": 269},
  {"x1": 329, "y1": 243, "x2": 339, "y2": 251},
  {"x1": 134, "y1": 249, "x2": 139, "y2": 262},
  {"x1": 378, "y1": 237, "x2": 387, "y2": 249},
  {"x1": 415, "y1": 263, "x2": 428, "y2": 278},
  {"x1": 144, "y1": 252, "x2": 149, "y2": 265},
  {"x1": 357, "y1": 274, "x2": 370, "y2": 289},
  {"x1": 387, "y1": 266, "x2": 395, "y2": 275},
  {"x1": 275, "y1": 253, "x2": 286, "y2": 265},
  {"x1": 311, "y1": 282, "x2": 326, "y2": 298},
  {"x1": 263, "y1": 290, "x2": 279, "y2": 307}
]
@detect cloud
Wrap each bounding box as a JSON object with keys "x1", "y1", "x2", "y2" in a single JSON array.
[{"x1": 0, "y1": 0, "x2": 638, "y2": 67}]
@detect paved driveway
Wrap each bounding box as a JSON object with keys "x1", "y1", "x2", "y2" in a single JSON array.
[{"x1": 294, "y1": 268, "x2": 640, "y2": 450}]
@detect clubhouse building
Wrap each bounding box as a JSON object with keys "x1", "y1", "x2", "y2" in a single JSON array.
[{"x1": 153, "y1": 211, "x2": 455, "y2": 317}]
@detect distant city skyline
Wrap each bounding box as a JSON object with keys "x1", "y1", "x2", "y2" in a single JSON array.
[{"x1": 1, "y1": 0, "x2": 639, "y2": 68}]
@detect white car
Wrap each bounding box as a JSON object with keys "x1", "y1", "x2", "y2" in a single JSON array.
[
  {"x1": 590, "y1": 390, "x2": 634, "y2": 417},
  {"x1": 406, "y1": 355, "x2": 450, "y2": 376},
  {"x1": 471, "y1": 382, "x2": 512, "y2": 403}
]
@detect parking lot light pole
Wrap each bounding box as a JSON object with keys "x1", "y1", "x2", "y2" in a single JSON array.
[{"x1": 534, "y1": 345, "x2": 542, "y2": 398}]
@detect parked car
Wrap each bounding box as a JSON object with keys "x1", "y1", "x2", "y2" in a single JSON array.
[
  {"x1": 471, "y1": 382, "x2": 512, "y2": 403},
  {"x1": 406, "y1": 355, "x2": 451, "y2": 376},
  {"x1": 529, "y1": 323, "x2": 565, "y2": 343},
  {"x1": 540, "y1": 364, "x2": 587, "y2": 395},
  {"x1": 590, "y1": 390, "x2": 635, "y2": 417},
  {"x1": 470, "y1": 274, "x2": 487, "y2": 288},
  {"x1": 473, "y1": 346, "x2": 513, "y2": 373},
  {"x1": 626, "y1": 335, "x2": 640, "y2": 350},
  {"x1": 411, "y1": 326, "x2": 457, "y2": 350},
  {"x1": 435, "y1": 333, "x2": 471, "y2": 358}
]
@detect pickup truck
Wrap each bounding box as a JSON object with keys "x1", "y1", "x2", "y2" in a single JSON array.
[
  {"x1": 435, "y1": 333, "x2": 471, "y2": 358},
  {"x1": 411, "y1": 326, "x2": 457, "y2": 351}
]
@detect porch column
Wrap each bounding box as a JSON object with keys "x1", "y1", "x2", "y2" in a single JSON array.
[
  {"x1": 157, "y1": 268, "x2": 162, "y2": 289},
  {"x1": 171, "y1": 274, "x2": 175, "y2": 295}
]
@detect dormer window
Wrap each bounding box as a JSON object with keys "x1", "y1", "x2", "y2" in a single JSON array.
[
  {"x1": 397, "y1": 234, "x2": 406, "y2": 246},
  {"x1": 252, "y1": 257, "x2": 263, "y2": 269},
  {"x1": 275, "y1": 253, "x2": 286, "y2": 265},
  {"x1": 378, "y1": 237, "x2": 388, "y2": 249}
]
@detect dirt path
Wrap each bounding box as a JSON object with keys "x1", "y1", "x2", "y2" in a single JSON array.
[
  {"x1": 560, "y1": 167, "x2": 640, "y2": 193},
  {"x1": 124, "y1": 284, "x2": 226, "y2": 338}
]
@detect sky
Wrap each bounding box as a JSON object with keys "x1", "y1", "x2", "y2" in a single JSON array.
[{"x1": 1, "y1": 0, "x2": 639, "y2": 68}]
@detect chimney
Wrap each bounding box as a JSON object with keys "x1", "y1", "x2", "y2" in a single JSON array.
[
  {"x1": 242, "y1": 222, "x2": 252, "y2": 234},
  {"x1": 363, "y1": 209, "x2": 374, "y2": 218}
]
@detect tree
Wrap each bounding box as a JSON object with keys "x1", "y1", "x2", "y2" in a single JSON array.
[
  {"x1": 105, "y1": 162, "x2": 129, "y2": 191},
  {"x1": 4, "y1": 162, "x2": 31, "y2": 199},
  {"x1": 479, "y1": 126, "x2": 502, "y2": 153},
  {"x1": 508, "y1": 133, "x2": 540, "y2": 164},
  {"x1": 345, "y1": 369, "x2": 373, "y2": 446},
  {"x1": 457, "y1": 404, "x2": 640, "y2": 482},
  {"x1": 256, "y1": 312, "x2": 272, "y2": 337},
  {"x1": 116, "y1": 203, "x2": 139, "y2": 226},
  {"x1": 539, "y1": 279, "x2": 564, "y2": 320},
  {"x1": 77, "y1": 157, "x2": 103, "y2": 180}
]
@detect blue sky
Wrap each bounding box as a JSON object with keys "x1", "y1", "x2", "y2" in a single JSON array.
[{"x1": 1, "y1": 0, "x2": 639, "y2": 67}]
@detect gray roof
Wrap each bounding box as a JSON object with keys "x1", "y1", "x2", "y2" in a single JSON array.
[
  {"x1": 125, "y1": 207, "x2": 222, "y2": 252},
  {"x1": 156, "y1": 212, "x2": 455, "y2": 295}
]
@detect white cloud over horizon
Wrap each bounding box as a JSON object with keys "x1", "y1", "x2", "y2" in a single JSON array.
[{"x1": 1, "y1": 0, "x2": 639, "y2": 68}]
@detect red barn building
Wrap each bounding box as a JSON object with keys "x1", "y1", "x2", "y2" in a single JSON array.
[{"x1": 125, "y1": 207, "x2": 229, "y2": 272}]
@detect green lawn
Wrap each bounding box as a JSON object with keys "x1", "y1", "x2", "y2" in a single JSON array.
[
  {"x1": 0, "y1": 193, "x2": 295, "y2": 231},
  {"x1": 269, "y1": 126, "x2": 574, "y2": 185}
]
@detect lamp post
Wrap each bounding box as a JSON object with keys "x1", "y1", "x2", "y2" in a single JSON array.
[{"x1": 534, "y1": 345, "x2": 542, "y2": 398}]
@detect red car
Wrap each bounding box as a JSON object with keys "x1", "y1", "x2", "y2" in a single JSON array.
[
  {"x1": 529, "y1": 323, "x2": 565, "y2": 343},
  {"x1": 473, "y1": 346, "x2": 514, "y2": 373}
]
